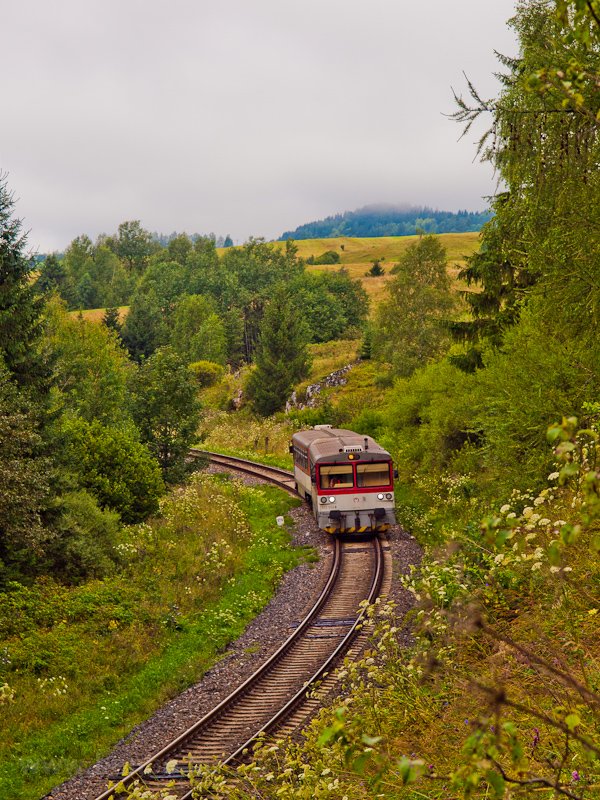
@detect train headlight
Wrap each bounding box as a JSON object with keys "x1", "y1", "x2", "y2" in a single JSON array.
[
  {"x1": 385, "y1": 493, "x2": 393, "y2": 500},
  {"x1": 377, "y1": 493, "x2": 384, "y2": 500},
  {"x1": 329, "y1": 496, "x2": 335, "y2": 503},
  {"x1": 320, "y1": 496, "x2": 328, "y2": 504}
]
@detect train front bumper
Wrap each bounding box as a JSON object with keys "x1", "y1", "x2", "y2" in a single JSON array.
[{"x1": 319, "y1": 507, "x2": 395, "y2": 534}]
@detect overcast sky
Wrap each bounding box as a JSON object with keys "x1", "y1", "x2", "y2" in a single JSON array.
[{"x1": 2, "y1": 1, "x2": 518, "y2": 252}]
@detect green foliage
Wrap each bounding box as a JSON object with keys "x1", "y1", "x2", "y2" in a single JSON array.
[
  {"x1": 57, "y1": 416, "x2": 164, "y2": 523},
  {"x1": 366, "y1": 258, "x2": 384, "y2": 276},
  {"x1": 0, "y1": 173, "x2": 45, "y2": 392},
  {"x1": 247, "y1": 285, "x2": 310, "y2": 416},
  {"x1": 48, "y1": 490, "x2": 122, "y2": 581},
  {"x1": 290, "y1": 270, "x2": 368, "y2": 344},
  {"x1": 170, "y1": 294, "x2": 227, "y2": 365},
  {"x1": 0, "y1": 362, "x2": 52, "y2": 583},
  {"x1": 45, "y1": 299, "x2": 133, "y2": 425},
  {"x1": 189, "y1": 360, "x2": 225, "y2": 387},
  {"x1": 474, "y1": 301, "x2": 600, "y2": 490},
  {"x1": 373, "y1": 234, "x2": 455, "y2": 376},
  {"x1": 101, "y1": 306, "x2": 121, "y2": 334},
  {"x1": 34, "y1": 254, "x2": 73, "y2": 303},
  {"x1": 129, "y1": 347, "x2": 202, "y2": 481},
  {"x1": 103, "y1": 220, "x2": 156, "y2": 274},
  {"x1": 120, "y1": 289, "x2": 167, "y2": 362},
  {"x1": 385, "y1": 358, "x2": 481, "y2": 477},
  {"x1": 306, "y1": 249, "x2": 341, "y2": 265}
]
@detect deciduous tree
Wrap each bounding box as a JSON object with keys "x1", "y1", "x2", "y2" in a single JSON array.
[
  {"x1": 373, "y1": 235, "x2": 455, "y2": 376},
  {"x1": 129, "y1": 347, "x2": 202, "y2": 481}
]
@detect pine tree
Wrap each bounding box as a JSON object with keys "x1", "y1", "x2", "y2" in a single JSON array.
[
  {"x1": 247, "y1": 285, "x2": 309, "y2": 416},
  {"x1": 0, "y1": 173, "x2": 45, "y2": 391},
  {"x1": 121, "y1": 290, "x2": 166, "y2": 361},
  {"x1": 102, "y1": 306, "x2": 122, "y2": 335}
]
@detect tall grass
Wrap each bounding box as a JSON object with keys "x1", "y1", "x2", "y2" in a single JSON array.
[{"x1": 0, "y1": 475, "x2": 304, "y2": 800}]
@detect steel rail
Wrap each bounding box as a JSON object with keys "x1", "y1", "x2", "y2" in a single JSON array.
[
  {"x1": 94, "y1": 536, "x2": 342, "y2": 800},
  {"x1": 189, "y1": 449, "x2": 298, "y2": 494},
  {"x1": 177, "y1": 535, "x2": 386, "y2": 798}
]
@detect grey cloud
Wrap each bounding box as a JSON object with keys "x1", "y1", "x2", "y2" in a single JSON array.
[{"x1": 1, "y1": 0, "x2": 517, "y2": 251}]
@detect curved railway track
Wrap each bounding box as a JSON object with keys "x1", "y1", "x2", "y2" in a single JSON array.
[
  {"x1": 189, "y1": 448, "x2": 299, "y2": 494},
  {"x1": 94, "y1": 452, "x2": 390, "y2": 800}
]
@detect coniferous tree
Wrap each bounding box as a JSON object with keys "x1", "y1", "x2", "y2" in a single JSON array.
[
  {"x1": 102, "y1": 306, "x2": 122, "y2": 335},
  {"x1": 121, "y1": 289, "x2": 167, "y2": 361},
  {"x1": 0, "y1": 360, "x2": 52, "y2": 582},
  {"x1": 247, "y1": 285, "x2": 310, "y2": 416},
  {"x1": 0, "y1": 173, "x2": 45, "y2": 390},
  {"x1": 35, "y1": 253, "x2": 72, "y2": 300}
]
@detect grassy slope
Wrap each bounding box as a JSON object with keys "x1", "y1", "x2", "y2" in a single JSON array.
[
  {"x1": 72, "y1": 306, "x2": 129, "y2": 324},
  {"x1": 0, "y1": 478, "x2": 304, "y2": 800},
  {"x1": 268, "y1": 232, "x2": 481, "y2": 306}
]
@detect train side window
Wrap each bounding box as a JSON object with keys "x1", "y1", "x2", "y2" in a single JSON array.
[
  {"x1": 319, "y1": 464, "x2": 354, "y2": 489},
  {"x1": 356, "y1": 462, "x2": 391, "y2": 488}
]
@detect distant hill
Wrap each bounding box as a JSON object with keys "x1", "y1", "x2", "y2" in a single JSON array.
[{"x1": 279, "y1": 203, "x2": 492, "y2": 241}]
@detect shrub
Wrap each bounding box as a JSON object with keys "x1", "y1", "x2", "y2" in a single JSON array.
[
  {"x1": 308, "y1": 250, "x2": 341, "y2": 265},
  {"x1": 189, "y1": 360, "x2": 225, "y2": 388},
  {"x1": 59, "y1": 416, "x2": 164, "y2": 522},
  {"x1": 47, "y1": 491, "x2": 122, "y2": 581}
]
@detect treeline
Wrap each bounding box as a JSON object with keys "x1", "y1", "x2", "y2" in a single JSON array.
[
  {"x1": 37, "y1": 228, "x2": 367, "y2": 363},
  {"x1": 279, "y1": 204, "x2": 492, "y2": 240}
]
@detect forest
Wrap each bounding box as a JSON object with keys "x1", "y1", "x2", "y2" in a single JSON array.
[
  {"x1": 279, "y1": 204, "x2": 493, "y2": 240},
  {"x1": 1, "y1": 0, "x2": 600, "y2": 797},
  {"x1": 1, "y1": 202, "x2": 372, "y2": 588}
]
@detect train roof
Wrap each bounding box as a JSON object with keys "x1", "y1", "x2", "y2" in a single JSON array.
[{"x1": 292, "y1": 426, "x2": 392, "y2": 464}]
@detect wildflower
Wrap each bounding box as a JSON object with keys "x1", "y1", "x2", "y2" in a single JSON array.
[
  {"x1": 500, "y1": 504, "x2": 511, "y2": 514},
  {"x1": 548, "y1": 472, "x2": 560, "y2": 481},
  {"x1": 572, "y1": 770, "x2": 580, "y2": 782}
]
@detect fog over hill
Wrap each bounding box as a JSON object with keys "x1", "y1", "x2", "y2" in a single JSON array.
[{"x1": 279, "y1": 203, "x2": 492, "y2": 240}]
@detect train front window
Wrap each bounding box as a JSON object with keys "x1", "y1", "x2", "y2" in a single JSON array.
[
  {"x1": 356, "y1": 462, "x2": 391, "y2": 488},
  {"x1": 319, "y1": 465, "x2": 354, "y2": 489}
]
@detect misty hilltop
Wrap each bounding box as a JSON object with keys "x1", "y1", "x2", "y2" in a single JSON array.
[{"x1": 279, "y1": 203, "x2": 492, "y2": 241}]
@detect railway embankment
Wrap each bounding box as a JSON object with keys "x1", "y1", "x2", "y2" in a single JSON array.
[{"x1": 0, "y1": 476, "x2": 303, "y2": 800}]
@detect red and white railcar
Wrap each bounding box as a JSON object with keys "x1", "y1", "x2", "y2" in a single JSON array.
[{"x1": 290, "y1": 425, "x2": 396, "y2": 534}]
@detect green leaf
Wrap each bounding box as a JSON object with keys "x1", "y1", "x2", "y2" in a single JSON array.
[
  {"x1": 565, "y1": 713, "x2": 581, "y2": 731},
  {"x1": 486, "y1": 769, "x2": 505, "y2": 798}
]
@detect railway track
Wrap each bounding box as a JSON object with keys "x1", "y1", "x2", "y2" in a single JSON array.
[
  {"x1": 94, "y1": 452, "x2": 390, "y2": 800},
  {"x1": 189, "y1": 448, "x2": 299, "y2": 494}
]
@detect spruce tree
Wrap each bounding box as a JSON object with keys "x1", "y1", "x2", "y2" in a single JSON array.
[
  {"x1": 248, "y1": 285, "x2": 309, "y2": 416},
  {"x1": 121, "y1": 289, "x2": 166, "y2": 361},
  {"x1": 102, "y1": 306, "x2": 122, "y2": 335},
  {"x1": 0, "y1": 173, "x2": 44, "y2": 390}
]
